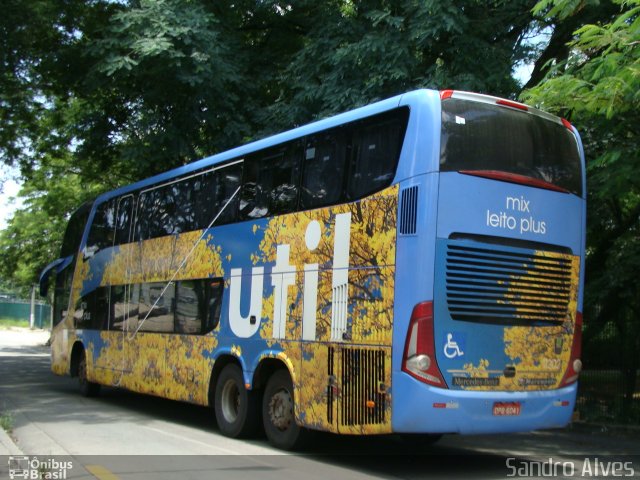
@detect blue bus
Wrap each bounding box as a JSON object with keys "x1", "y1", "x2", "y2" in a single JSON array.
[{"x1": 40, "y1": 89, "x2": 585, "y2": 449}]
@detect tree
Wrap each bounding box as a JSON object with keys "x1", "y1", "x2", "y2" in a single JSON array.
[
  {"x1": 522, "y1": 0, "x2": 640, "y2": 421},
  {"x1": 1, "y1": 0, "x2": 544, "y2": 294},
  {"x1": 261, "y1": 0, "x2": 539, "y2": 131}
]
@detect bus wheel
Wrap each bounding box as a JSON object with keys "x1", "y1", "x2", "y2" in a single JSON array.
[
  {"x1": 214, "y1": 364, "x2": 259, "y2": 438},
  {"x1": 262, "y1": 369, "x2": 310, "y2": 450},
  {"x1": 78, "y1": 350, "x2": 100, "y2": 397}
]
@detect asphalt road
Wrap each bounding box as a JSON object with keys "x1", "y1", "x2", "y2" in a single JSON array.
[{"x1": 1, "y1": 329, "x2": 639, "y2": 479}]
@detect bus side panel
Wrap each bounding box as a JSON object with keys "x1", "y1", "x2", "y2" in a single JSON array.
[{"x1": 296, "y1": 190, "x2": 398, "y2": 435}]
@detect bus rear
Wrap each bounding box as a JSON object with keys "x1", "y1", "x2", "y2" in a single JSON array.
[{"x1": 393, "y1": 90, "x2": 585, "y2": 434}]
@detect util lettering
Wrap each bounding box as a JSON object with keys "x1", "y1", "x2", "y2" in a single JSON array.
[{"x1": 228, "y1": 213, "x2": 351, "y2": 341}]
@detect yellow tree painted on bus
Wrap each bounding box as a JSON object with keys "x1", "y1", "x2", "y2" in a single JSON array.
[{"x1": 252, "y1": 186, "x2": 398, "y2": 432}]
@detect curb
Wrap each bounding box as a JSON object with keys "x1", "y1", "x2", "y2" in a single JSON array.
[{"x1": 0, "y1": 428, "x2": 23, "y2": 456}]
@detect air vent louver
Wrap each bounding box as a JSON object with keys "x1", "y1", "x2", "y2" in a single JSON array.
[
  {"x1": 399, "y1": 186, "x2": 418, "y2": 235},
  {"x1": 445, "y1": 243, "x2": 574, "y2": 325}
]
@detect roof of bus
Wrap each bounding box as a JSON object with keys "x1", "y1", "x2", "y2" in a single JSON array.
[{"x1": 94, "y1": 89, "x2": 432, "y2": 206}]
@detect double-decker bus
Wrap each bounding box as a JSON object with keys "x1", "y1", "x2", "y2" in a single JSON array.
[{"x1": 40, "y1": 89, "x2": 585, "y2": 450}]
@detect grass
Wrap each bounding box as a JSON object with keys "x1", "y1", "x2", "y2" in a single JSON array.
[
  {"x1": 0, "y1": 411, "x2": 14, "y2": 432},
  {"x1": 0, "y1": 317, "x2": 30, "y2": 329}
]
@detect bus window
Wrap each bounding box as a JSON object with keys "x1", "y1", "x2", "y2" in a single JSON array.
[
  {"x1": 175, "y1": 279, "x2": 224, "y2": 334},
  {"x1": 137, "y1": 188, "x2": 178, "y2": 240},
  {"x1": 347, "y1": 109, "x2": 408, "y2": 200},
  {"x1": 60, "y1": 202, "x2": 91, "y2": 257},
  {"x1": 175, "y1": 280, "x2": 202, "y2": 334},
  {"x1": 301, "y1": 129, "x2": 347, "y2": 209},
  {"x1": 114, "y1": 196, "x2": 134, "y2": 245},
  {"x1": 109, "y1": 284, "x2": 140, "y2": 331},
  {"x1": 206, "y1": 280, "x2": 224, "y2": 332},
  {"x1": 213, "y1": 163, "x2": 242, "y2": 224},
  {"x1": 138, "y1": 282, "x2": 175, "y2": 333},
  {"x1": 240, "y1": 143, "x2": 301, "y2": 219},
  {"x1": 52, "y1": 263, "x2": 73, "y2": 326},
  {"x1": 75, "y1": 287, "x2": 109, "y2": 330},
  {"x1": 86, "y1": 200, "x2": 116, "y2": 253},
  {"x1": 440, "y1": 98, "x2": 582, "y2": 195}
]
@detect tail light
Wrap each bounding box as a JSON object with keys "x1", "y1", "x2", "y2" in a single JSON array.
[
  {"x1": 402, "y1": 302, "x2": 447, "y2": 387},
  {"x1": 560, "y1": 312, "x2": 583, "y2": 387}
]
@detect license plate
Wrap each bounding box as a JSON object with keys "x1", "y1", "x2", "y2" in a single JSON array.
[{"x1": 493, "y1": 402, "x2": 521, "y2": 416}]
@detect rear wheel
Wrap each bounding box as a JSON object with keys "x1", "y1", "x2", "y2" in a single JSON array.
[
  {"x1": 214, "y1": 364, "x2": 259, "y2": 438},
  {"x1": 78, "y1": 350, "x2": 100, "y2": 397},
  {"x1": 262, "y1": 369, "x2": 311, "y2": 450}
]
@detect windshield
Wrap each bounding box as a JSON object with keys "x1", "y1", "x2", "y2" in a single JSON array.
[{"x1": 440, "y1": 98, "x2": 582, "y2": 196}]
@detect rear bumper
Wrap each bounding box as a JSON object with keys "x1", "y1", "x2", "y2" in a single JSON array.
[{"x1": 392, "y1": 372, "x2": 577, "y2": 434}]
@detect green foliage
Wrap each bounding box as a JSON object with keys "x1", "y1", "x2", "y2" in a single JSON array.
[
  {"x1": 523, "y1": 0, "x2": 640, "y2": 420},
  {"x1": 0, "y1": 318, "x2": 30, "y2": 329},
  {"x1": 262, "y1": 0, "x2": 536, "y2": 130},
  {"x1": 0, "y1": 411, "x2": 13, "y2": 432},
  {"x1": 1, "y1": 0, "x2": 540, "y2": 291}
]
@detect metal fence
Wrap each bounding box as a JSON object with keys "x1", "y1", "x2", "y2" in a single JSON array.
[
  {"x1": 577, "y1": 370, "x2": 640, "y2": 424},
  {"x1": 0, "y1": 301, "x2": 51, "y2": 329},
  {"x1": 576, "y1": 320, "x2": 640, "y2": 425}
]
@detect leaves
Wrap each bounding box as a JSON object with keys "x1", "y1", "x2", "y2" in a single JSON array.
[{"x1": 523, "y1": 0, "x2": 640, "y2": 417}]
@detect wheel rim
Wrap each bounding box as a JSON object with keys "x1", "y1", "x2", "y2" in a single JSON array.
[
  {"x1": 268, "y1": 388, "x2": 294, "y2": 431},
  {"x1": 221, "y1": 379, "x2": 240, "y2": 424}
]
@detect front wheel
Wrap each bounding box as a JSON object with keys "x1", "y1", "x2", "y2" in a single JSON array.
[
  {"x1": 214, "y1": 364, "x2": 259, "y2": 438},
  {"x1": 78, "y1": 350, "x2": 100, "y2": 397},
  {"x1": 262, "y1": 369, "x2": 311, "y2": 450}
]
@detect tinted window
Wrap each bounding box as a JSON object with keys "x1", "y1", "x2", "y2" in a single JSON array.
[
  {"x1": 440, "y1": 99, "x2": 582, "y2": 195},
  {"x1": 53, "y1": 263, "x2": 74, "y2": 326},
  {"x1": 347, "y1": 109, "x2": 409, "y2": 200},
  {"x1": 114, "y1": 196, "x2": 134, "y2": 245},
  {"x1": 175, "y1": 279, "x2": 224, "y2": 334},
  {"x1": 137, "y1": 163, "x2": 242, "y2": 241},
  {"x1": 138, "y1": 282, "x2": 175, "y2": 333},
  {"x1": 214, "y1": 163, "x2": 242, "y2": 224},
  {"x1": 109, "y1": 285, "x2": 129, "y2": 331},
  {"x1": 86, "y1": 200, "x2": 116, "y2": 251},
  {"x1": 240, "y1": 144, "x2": 301, "y2": 219},
  {"x1": 137, "y1": 187, "x2": 179, "y2": 240},
  {"x1": 75, "y1": 287, "x2": 110, "y2": 330},
  {"x1": 107, "y1": 279, "x2": 224, "y2": 334},
  {"x1": 301, "y1": 129, "x2": 347, "y2": 209},
  {"x1": 60, "y1": 202, "x2": 91, "y2": 257}
]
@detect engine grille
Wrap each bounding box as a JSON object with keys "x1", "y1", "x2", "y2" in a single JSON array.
[
  {"x1": 445, "y1": 242, "x2": 575, "y2": 325},
  {"x1": 340, "y1": 348, "x2": 386, "y2": 426}
]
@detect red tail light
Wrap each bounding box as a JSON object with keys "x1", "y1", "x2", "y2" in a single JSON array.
[
  {"x1": 561, "y1": 118, "x2": 574, "y2": 131},
  {"x1": 496, "y1": 98, "x2": 529, "y2": 111},
  {"x1": 402, "y1": 302, "x2": 447, "y2": 387},
  {"x1": 440, "y1": 89, "x2": 454, "y2": 100},
  {"x1": 459, "y1": 170, "x2": 570, "y2": 193},
  {"x1": 560, "y1": 312, "x2": 583, "y2": 387}
]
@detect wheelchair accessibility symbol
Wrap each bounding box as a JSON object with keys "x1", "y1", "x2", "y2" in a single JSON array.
[{"x1": 444, "y1": 332, "x2": 465, "y2": 359}]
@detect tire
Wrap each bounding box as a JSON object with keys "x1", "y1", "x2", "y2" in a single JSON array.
[
  {"x1": 214, "y1": 364, "x2": 259, "y2": 438},
  {"x1": 78, "y1": 350, "x2": 100, "y2": 397},
  {"x1": 262, "y1": 369, "x2": 311, "y2": 450}
]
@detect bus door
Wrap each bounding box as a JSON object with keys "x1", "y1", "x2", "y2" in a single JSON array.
[{"x1": 107, "y1": 194, "x2": 136, "y2": 381}]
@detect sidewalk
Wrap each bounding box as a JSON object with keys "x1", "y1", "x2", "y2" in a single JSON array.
[
  {"x1": 0, "y1": 327, "x2": 50, "y2": 456},
  {"x1": 0, "y1": 326, "x2": 50, "y2": 350},
  {"x1": 0, "y1": 427, "x2": 22, "y2": 455}
]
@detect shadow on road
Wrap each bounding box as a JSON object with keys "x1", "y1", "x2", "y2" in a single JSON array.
[{"x1": 1, "y1": 344, "x2": 638, "y2": 480}]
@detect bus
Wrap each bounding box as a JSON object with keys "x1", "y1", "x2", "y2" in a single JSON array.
[{"x1": 39, "y1": 89, "x2": 586, "y2": 450}]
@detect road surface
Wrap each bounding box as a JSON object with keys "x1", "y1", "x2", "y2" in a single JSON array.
[{"x1": 0, "y1": 328, "x2": 638, "y2": 479}]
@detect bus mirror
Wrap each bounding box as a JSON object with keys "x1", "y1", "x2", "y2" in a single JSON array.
[{"x1": 83, "y1": 245, "x2": 99, "y2": 261}]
